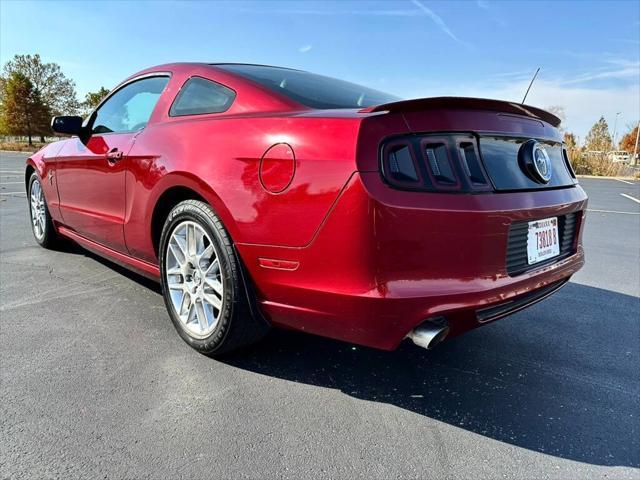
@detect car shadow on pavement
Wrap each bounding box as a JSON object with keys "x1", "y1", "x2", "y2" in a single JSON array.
[
  {"x1": 70, "y1": 249, "x2": 638, "y2": 468},
  {"x1": 221, "y1": 282, "x2": 639, "y2": 468},
  {"x1": 59, "y1": 241, "x2": 163, "y2": 293}
]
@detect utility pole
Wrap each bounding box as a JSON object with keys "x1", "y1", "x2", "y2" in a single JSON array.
[
  {"x1": 612, "y1": 112, "x2": 621, "y2": 149},
  {"x1": 633, "y1": 121, "x2": 640, "y2": 166}
]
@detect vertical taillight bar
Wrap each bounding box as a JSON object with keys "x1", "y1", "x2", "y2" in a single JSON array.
[{"x1": 381, "y1": 134, "x2": 492, "y2": 192}]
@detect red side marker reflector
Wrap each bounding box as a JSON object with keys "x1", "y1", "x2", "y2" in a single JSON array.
[{"x1": 258, "y1": 258, "x2": 300, "y2": 271}]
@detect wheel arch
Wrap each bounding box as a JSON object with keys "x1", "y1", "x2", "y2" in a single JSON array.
[
  {"x1": 25, "y1": 163, "x2": 36, "y2": 191},
  {"x1": 148, "y1": 172, "x2": 240, "y2": 258},
  {"x1": 25, "y1": 155, "x2": 45, "y2": 188}
]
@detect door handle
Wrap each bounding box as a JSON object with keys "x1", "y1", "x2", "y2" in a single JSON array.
[{"x1": 106, "y1": 148, "x2": 123, "y2": 162}]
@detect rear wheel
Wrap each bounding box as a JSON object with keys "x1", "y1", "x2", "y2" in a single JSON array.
[
  {"x1": 28, "y1": 172, "x2": 59, "y2": 248},
  {"x1": 159, "y1": 200, "x2": 268, "y2": 356}
]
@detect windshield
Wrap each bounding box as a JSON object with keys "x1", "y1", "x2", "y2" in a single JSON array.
[{"x1": 216, "y1": 64, "x2": 400, "y2": 109}]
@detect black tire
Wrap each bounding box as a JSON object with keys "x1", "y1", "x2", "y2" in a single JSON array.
[
  {"x1": 159, "y1": 199, "x2": 269, "y2": 356},
  {"x1": 27, "y1": 172, "x2": 59, "y2": 249}
]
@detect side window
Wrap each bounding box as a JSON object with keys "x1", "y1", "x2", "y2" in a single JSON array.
[
  {"x1": 92, "y1": 76, "x2": 169, "y2": 134},
  {"x1": 169, "y1": 77, "x2": 235, "y2": 116}
]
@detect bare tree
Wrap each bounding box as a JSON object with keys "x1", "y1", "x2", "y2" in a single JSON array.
[
  {"x1": 563, "y1": 132, "x2": 577, "y2": 149},
  {"x1": 546, "y1": 105, "x2": 566, "y2": 132}
]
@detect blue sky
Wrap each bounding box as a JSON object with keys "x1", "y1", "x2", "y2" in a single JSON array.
[{"x1": 1, "y1": 0, "x2": 639, "y2": 141}]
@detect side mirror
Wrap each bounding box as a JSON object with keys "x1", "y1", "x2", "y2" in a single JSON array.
[{"x1": 51, "y1": 116, "x2": 84, "y2": 136}]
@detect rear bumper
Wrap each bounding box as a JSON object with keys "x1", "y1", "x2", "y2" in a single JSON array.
[{"x1": 238, "y1": 172, "x2": 587, "y2": 350}]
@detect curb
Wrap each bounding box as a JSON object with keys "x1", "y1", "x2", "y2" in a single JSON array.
[{"x1": 577, "y1": 175, "x2": 638, "y2": 181}]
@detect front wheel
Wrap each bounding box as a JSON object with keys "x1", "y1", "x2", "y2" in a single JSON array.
[
  {"x1": 159, "y1": 200, "x2": 268, "y2": 356},
  {"x1": 28, "y1": 172, "x2": 59, "y2": 248}
]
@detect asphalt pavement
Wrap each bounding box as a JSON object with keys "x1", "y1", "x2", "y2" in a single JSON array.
[{"x1": 1, "y1": 151, "x2": 638, "y2": 479}]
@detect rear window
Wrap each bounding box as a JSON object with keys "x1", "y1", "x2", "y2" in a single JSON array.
[
  {"x1": 216, "y1": 64, "x2": 399, "y2": 109},
  {"x1": 170, "y1": 77, "x2": 235, "y2": 116}
]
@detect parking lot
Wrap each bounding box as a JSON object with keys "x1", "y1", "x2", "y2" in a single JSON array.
[{"x1": 0, "y1": 150, "x2": 638, "y2": 479}]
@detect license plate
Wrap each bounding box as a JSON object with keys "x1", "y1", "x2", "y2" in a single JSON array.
[{"x1": 527, "y1": 217, "x2": 560, "y2": 265}]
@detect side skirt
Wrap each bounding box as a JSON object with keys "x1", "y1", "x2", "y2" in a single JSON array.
[{"x1": 57, "y1": 226, "x2": 161, "y2": 281}]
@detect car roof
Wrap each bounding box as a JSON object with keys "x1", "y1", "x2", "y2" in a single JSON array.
[
  {"x1": 120, "y1": 63, "x2": 390, "y2": 117},
  {"x1": 209, "y1": 63, "x2": 304, "y2": 72},
  {"x1": 130, "y1": 62, "x2": 304, "y2": 74}
]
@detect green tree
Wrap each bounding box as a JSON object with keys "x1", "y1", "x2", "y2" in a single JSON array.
[
  {"x1": 584, "y1": 116, "x2": 612, "y2": 152},
  {"x1": 0, "y1": 72, "x2": 50, "y2": 145},
  {"x1": 2, "y1": 54, "x2": 80, "y2": 116},
  {"x1": 82, "y1": 87, "x2": 110, "y2": 114}
]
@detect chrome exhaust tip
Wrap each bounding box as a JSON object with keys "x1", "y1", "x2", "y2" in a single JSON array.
[{"x1": 406, "y1": 318, "x2": 449, "y2": 350}]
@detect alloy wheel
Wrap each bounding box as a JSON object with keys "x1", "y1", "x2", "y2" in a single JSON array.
[
  {"x1": 165, "y1": 221, "x2": 225, "y2": 339},
  {"x1": 30, "y1": 179, "x2": 46, "y2": 241}
]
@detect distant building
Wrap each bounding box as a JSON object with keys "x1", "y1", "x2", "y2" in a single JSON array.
[{"x1": 607, "y1": 151, "x2": 631, "y2": 164}]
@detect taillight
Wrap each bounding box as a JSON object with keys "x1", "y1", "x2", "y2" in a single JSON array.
[
  {"x1": 381, "y1": 134, "x2": 492, "y2": 192},
  {"x1": 458, "y1": 141, "x2": 489, "y2": 187},
  {"x1": 381, "y1": 141, "x2": 423, "y2": 189},
  {"x1": 423, "y1": 140, "x2": 459, "y2": 188},
  {"x1": 562, "y1": 148, "x2": 577, "y2": 179}
]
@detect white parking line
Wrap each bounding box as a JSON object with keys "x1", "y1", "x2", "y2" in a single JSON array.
[
  {"x1": 0, "y1": 182, "x2": 24, "y2": 185},
  {"x1": 0, "y1": 171, "x2": 22, "y2": 174},
  {"x1": 620, "y1": 193, "x2": 640, "y2": 205},
  {"x1": 587, "y1": 208, "x2": 640, "y2": 215},
  {"x1": 613, "y1": 178, "x2": 635, "y2": 185},
  {"x1": 0, "y1": 192, "x2": 26, "y2": 196}
]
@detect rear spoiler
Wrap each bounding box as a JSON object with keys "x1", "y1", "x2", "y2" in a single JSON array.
[{"x1": 359, "y1": 97, "x2": 561, "y2": 128}]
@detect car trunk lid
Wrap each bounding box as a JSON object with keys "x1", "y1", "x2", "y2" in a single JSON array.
[
  {"x1": 360, "y1": 97, "x2": 561, "y2": 128},
  {"x1": 358, "y1": 97, "x2": 576, "y2": 191}
]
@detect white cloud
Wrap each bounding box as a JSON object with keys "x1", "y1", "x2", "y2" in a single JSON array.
[
  {"x1": 232, "y1": 7, "x2": 423, "y2": 16},
  {"x1": 521, "y1": 83, "x2": 638, "y2": 141},
  {"x1": 407, "y1": 78, "x2": 639, "y2": 141},
  {"x1": 401, "y1": 51, "x2": 639, "y2": 141},
  {"x1": 410, "y1": 0, "x2": 472, "y2": 49},
  {"x1": 561, "y1": 68, "x2": 639, "y2": 85},
  {"x1": 474, "y1": 0, "x2": 508, "y2": 27},
  {"x1": 243, "y1": 1, "x2": 472, "y2": 49},
  {"x1": 298, "y1": 44, "x2": 312, "y2": 53}
]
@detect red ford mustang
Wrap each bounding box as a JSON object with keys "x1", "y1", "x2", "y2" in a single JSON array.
[{"x1": 26, "y1": 63, "x2": 587, "y2": 355}]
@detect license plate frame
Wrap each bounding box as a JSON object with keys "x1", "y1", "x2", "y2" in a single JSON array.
[{"x1": 527, "y1": 217, "x2": 560, "y2": 265}]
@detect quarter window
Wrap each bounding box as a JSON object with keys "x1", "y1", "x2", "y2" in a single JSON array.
[
  {"x1": 169, "y1": 77, "x2": 235, "y2": 116},
  {"x1": 92, "y1": 76, "x2": 169, "y2": 134}
]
